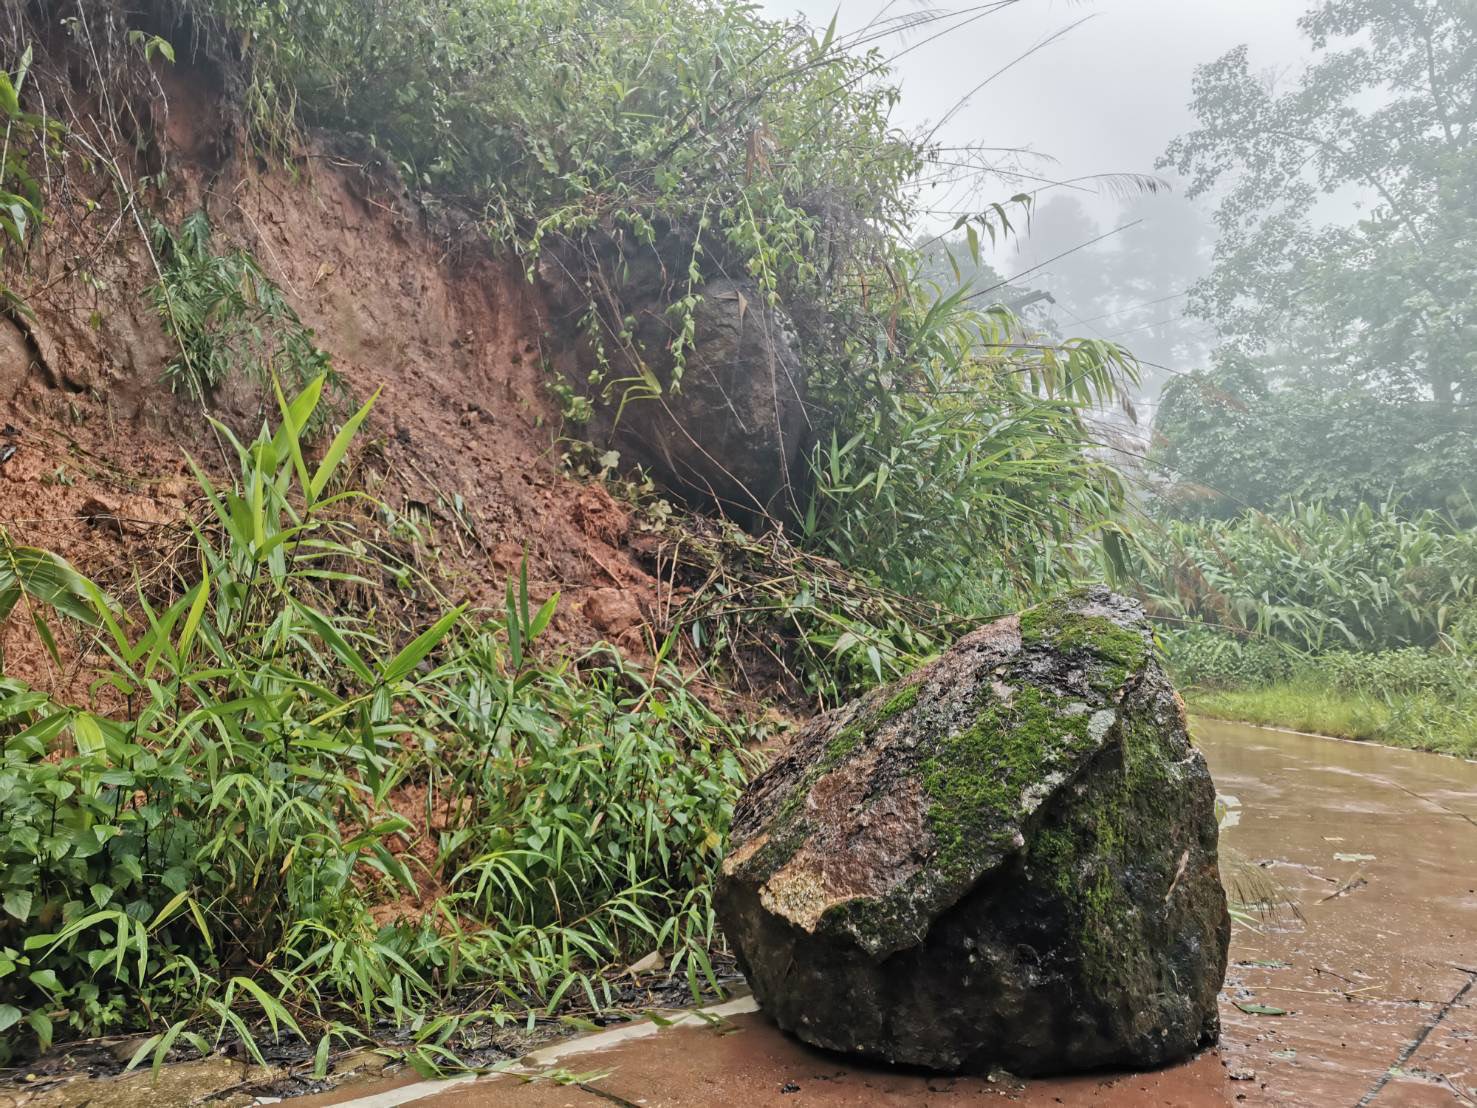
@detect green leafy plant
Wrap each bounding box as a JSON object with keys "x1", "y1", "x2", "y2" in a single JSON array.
[
  {"x1": 150, "y1": 211, "x2": 341, "y2": 417},
  {"x1": 0, "y1": 377, "x2": 751, "y2": 1065},
  {"x1": 0, "y1": 45, "x2": 62, "y2": 313},
  {"x1": 1131, "y1": 500, "x2": 1477, "y2": 653},
  {"x1": 802, "y1": 273, "x2": 1138, "y2": 611}
]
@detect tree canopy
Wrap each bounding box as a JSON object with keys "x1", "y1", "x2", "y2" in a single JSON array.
[
  {"x1": 1154, "y1": 0, "x2": 1477, "y2": 517},
  {"x1": 1163, "y1": 0, "x2": 1475, "y2": 405}
]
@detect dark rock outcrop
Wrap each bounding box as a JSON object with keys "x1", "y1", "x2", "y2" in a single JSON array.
[
  {"x1": 539, "y1": 231, "x2": 810, "y2": 529},
  {"x1": 715, "y1": 587, "x2": 1230, "y2": 1076},
  {"x1": 609, "y1": 277, "x2": 809, "y2": 527}
]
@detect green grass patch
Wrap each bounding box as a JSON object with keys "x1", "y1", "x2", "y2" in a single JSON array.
[
  {"x1": 1184, "y1": 680, "x2": 1477, "y2": 758},
  {"x1": 0, "y1": 379, "x2": 754, "y2": 1070}
]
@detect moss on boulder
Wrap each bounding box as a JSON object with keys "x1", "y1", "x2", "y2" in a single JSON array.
[{"x1": 715, "y1": 587, "x2": 1230, "y2": 1075}]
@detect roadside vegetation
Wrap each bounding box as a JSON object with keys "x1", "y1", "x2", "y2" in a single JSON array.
[
  {"x1": 0, "y1": 0, "x2": 1472, "y2": 1081},
  {"x1": 1137, "y1": 0, "x2": 1476, "y2": 755},
  {"x1": 0, "y1": 380, "x2": 751, "y2": 1068}
]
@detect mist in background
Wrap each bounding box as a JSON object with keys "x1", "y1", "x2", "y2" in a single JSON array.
[{"x1": 757, "y1": 0, "x2": 1309, "y2": 394}]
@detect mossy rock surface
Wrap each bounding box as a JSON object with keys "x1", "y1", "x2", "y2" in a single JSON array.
[{"x1": 715, "y1": 587, "x2": 1230, "y2": 1075}]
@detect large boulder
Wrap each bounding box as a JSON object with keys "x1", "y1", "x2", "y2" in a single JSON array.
[
  {"x1": 715, "y1": 587, "x2": 1230, "y2": 1076},
  {"x1": 539, "y1": 228, "x2": 810, "y2": 529},
  {"x1": 611, "y1": 277, "x2": 809, "y2": 528}
]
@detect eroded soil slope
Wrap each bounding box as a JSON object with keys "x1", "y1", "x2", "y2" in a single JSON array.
[{"x1": 2, "y1": 58, "x2": 664, "y2": 693}]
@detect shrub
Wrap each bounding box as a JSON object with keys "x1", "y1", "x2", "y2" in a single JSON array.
[
  {"x1": 0, "y1": 46, "x2": 62, "y2": 312},
  {"x1": 1132, "y1": 500, "x2": 1477, "y2": 652},
  {"x1": 801, "y1": 280, "x2": 1137, "y2": 611},
  {"x1": 150, "y1": 211, "x2": 342, "y2": 416},
  {"x1": 1320, "y1": 649, "x2": 1476, "y2": 700},
  {"x1": 0, "y1": 379, "x2": 751, "y2": 1064},
  {"x1": 1159, "y1": 629, "x2": 1300, "y2": 690}
]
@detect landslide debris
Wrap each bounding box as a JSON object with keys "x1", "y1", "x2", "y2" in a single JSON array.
[{"x1": 716, "y1": 587, "x2": 1231, "y2": 1075}]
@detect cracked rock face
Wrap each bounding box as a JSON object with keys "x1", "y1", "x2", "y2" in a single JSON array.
[{"x1": 715, "y1": 587, "x2": 1230, "y2": 1076}]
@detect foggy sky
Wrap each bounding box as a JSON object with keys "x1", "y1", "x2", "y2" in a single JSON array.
[
  {"x1": 755, "y1": 1, "x2": 1312, "y2": 375},
  {"x1": 757, "y1": 1, "x2": 1307, "y2": 217}
]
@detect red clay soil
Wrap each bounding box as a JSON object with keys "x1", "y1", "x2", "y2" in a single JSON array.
[{"x1": 1, "y1": 56, "x2": 668, "y2": 700}]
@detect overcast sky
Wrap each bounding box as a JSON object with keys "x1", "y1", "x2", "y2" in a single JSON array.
[
  {"x1": 756, "y1": 0, "x2": 1310, "y2": 235},
  {"x1": 753, "y1": 1, "x2": 1315, "y2": 380},
  {"x1": 762, "y1": 0, "x2": 1305, "y2": 197}
]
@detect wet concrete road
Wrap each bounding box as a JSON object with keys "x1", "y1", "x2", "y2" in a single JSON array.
[
  {"x1": 230, "y1": 723, "x2": 1466, "y2": 1106},
  {"x1": 1204, "y1": 720, "x2": 1477, "y2": 1105}
]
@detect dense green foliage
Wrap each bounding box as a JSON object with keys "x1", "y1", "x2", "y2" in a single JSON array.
[
  {"x1": 1155, "y1": 0, "x2": 1477, "y2": 518},
  {"x1": 193, "y1": 0, "x2": 915, "y2": 390},
  {"x1": 1144, "y1": 507, "x2": 1477, "y2": 757},
  {"x1": 1153, "y1": 360, "x2": 1477, "y2": 520},
  {"x1": 1133, "y1": 500, "x2": 1477, "y2": 652},
  {"x1": 199, "y1": 0, "x2": 915, "y2": 259},
  {"x1": 0, "y1": 382, "x2": 749, "y2": 1064},
  {"x1": 1164, "y1": 629, "x2": 1474, "y2": 696},
  {"x1": 1142, "y1": 0, "x2": 1477, "y2": 753},
  {"x1": 1164, "y1": 0, "x2": 1475, "y2": 405},
  {"x1": 801, "y1": 281, "x2": 1135, "y2": 609},
  {"x1": 0, "y1": 47, "x2": 60, "y2": 312},
  {"x1": 1162, "y1": 626, "x2": 1477, "y2": 757}
]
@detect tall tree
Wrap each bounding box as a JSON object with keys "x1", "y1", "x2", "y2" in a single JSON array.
[{"x1": 1161, "y1": 0, "x2": 1477, "y2": 408}]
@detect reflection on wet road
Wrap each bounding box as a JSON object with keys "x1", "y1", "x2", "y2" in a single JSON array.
[{"x1": 1199, "y1": 719, "x2": 1477, "y2": 1106}]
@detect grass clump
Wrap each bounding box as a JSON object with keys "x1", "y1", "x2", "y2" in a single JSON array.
[
  {"x1": 0, "y1": 378, "x2": 752, "y2": 1068},
  {"x1": 1184, "y1": 682, "x2": 1477, "y2": 758},
  {"x1": 1162, "y1": 628, "x2": 1477, "y2": 756}
]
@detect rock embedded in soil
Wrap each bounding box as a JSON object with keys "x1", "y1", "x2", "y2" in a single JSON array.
[
  {"x1": 715, "y1": 587, "x2": 1231, "y2": 1076},
  {"x1": 541, "y1": 231, "x2": 809, "y2": 529}
]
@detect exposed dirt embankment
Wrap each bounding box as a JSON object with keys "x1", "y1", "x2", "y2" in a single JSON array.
[{"x1": 1, "y1": 56, "x2": 665, "y2": 692}]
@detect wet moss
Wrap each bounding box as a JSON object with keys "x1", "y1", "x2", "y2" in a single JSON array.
[
  {"x1": 824, "y1": 723, "x2": 865, "y2": 764},
  {"x1": 876, "y1": 682, "x2": 920, "y2": 723},
  {"x1": 919, "y1": 686, "x2": 1094, "y2": 886},
  {"x1": 1020, "y1": 597, "x2": 1149, "y2": 692},
  {"x1": 1022, "y1": 710, "x2": 1183, "y2": 992},
  {"x1": 1030, "y1": 826, "x2": 1079, "y2": 896},
  {"x1": 1025, "y1": 773, "x2": 1128, "y2": 988}
]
